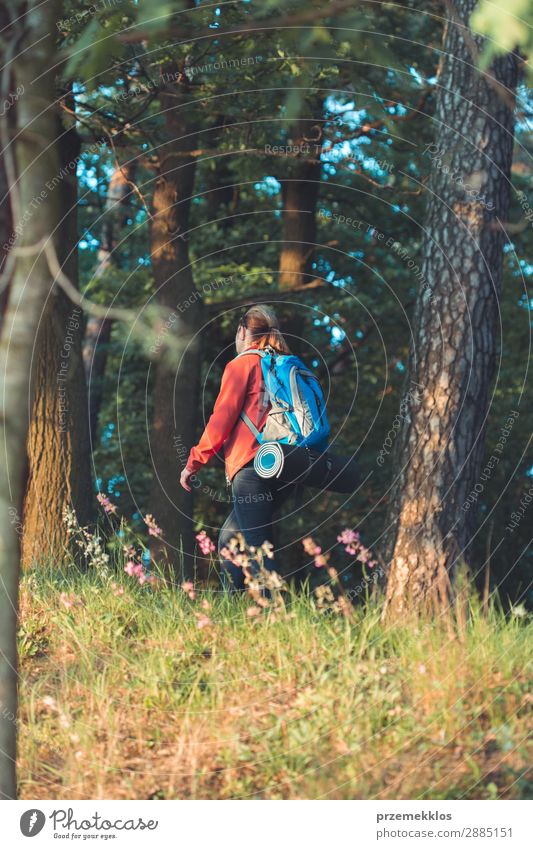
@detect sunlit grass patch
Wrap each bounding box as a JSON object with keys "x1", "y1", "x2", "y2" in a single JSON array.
[{"x1": 18, "y1": 560, "x2": 532, "y2": 800}]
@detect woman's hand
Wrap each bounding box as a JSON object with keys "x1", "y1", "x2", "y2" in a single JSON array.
[{"x1": 180, "y1": 467, "x2": 193, "y2": 492}]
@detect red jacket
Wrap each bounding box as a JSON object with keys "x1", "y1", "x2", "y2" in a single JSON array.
[{"x1": 186, "y1": 345, "x2": 269, "y2": 481}]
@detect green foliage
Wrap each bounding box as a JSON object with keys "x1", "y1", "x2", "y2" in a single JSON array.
[
  {"x1": 58, "y1": 0, "x2": 531, "y2": 598},
  {"x1": 472, "y1": 0, "x2": 533, "y2": 78}
]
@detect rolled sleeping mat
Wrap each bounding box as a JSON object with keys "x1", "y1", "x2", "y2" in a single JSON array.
[{"x1": 254, "y1": 442, "x2": 359, "y2": 494}]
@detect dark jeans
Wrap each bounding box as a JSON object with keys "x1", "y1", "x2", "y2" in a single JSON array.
[{"x1": 218, "y1": 461, "x2": 294, "y2": 590}]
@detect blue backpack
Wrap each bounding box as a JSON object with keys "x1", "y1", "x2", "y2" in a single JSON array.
[{"x1": 238, "y1": 346, "x2": 330, "y2": 451}]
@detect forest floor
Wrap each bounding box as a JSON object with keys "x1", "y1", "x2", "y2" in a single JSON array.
[{"x1": 17, "y1": 564, "x2": 532, "y2": 800}]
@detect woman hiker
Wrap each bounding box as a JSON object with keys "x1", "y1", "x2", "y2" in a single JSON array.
[{"x1": 180, "y1": 305, "x2": 295, "y2": 590}]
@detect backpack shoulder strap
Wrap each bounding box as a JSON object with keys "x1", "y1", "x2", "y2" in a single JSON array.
[
  {"x1": 239, "y1": 409, "x2": 262, "y2": 439},
  {"x1": 235, "y1": 348, "x2": 268, "y2": 440},
  {"x1": 235, "y1": 348, "x2": 266, "y2": 360}
]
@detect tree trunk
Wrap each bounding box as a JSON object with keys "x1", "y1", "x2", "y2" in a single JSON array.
[
  {"x1": 21, "y1": 116, "x2": 93, "y2": 568},
  {"x1": 0, "y1": 133, "x2": 12, "y2": 329},
  {"x1": 0, "y1": 3, "x2": 13, "y2": 329},
  {"x1": 83, "y1": 164, "x2": 133, "y2": 442},
  {"x1": 278, "y1": 116, "x2": 322, "y2": 290},
  {"x1": 205, "y1": 114, "x2": 235, "y2": 227},
  {"x1": 149, "y1": 66, "x2": 202, "y2": 579},
  {"x1": 381, "y1": 0, "x2": 518, "y2": 616},
  {"x1": 0, "y1": 0, "x2": 60, "y2": 799}
]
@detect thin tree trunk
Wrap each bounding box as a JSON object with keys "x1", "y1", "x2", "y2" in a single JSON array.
[
  {"x1": 83, "y1": 164, "x2": 133, "y2": 442},
  {"x1": 277, "y1": 111, "x2": 323, "y2": 363},
  {"x1": 279, "y1": 115, "x2": 322, "y2": 290},
  {"x1": 149, "y1": 64, "x2": 202, "y2": 579},
  {"x1": 279, "y1": 175, "x2": 321, "y2": 289},
  {"x1": 0, "y1": 131, "x2": 11, "y2": 327},
  {"x1": 381, "y1": 0, "x2": 518, "y2": 616},
  {"x1": 0, "y1": 0, "x2": 60, "y2": 799},
  {"x1": 21, "y1": 116, "x2": 93, "y2": 568},
  {"x1": 0, "y1": 3, "x2": 13, "y2": 328},
  {"x1": 277, "y1": 111, "x2": 323, "y2": 573},
  {"x1": 205, "y1": 114, "x2": 235, "y2": 226}
]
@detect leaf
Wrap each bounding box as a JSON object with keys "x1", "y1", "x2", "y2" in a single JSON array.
[
  {"x1": 471, "y1": 0, "x2": 533, "y2": 78},
  {"x1": 135, "y1": 0, "x2": 180, "y2": 37},
  {"x1": 284, "y1": 87, "x2": 306, "y2": 123},
  {"x1": 65, "y1": 19, "x2": 121, "y2": 81}
]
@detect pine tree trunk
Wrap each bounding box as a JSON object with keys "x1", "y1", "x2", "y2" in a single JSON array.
[
  {"x1": 277, "y1": 112, "x2": 323, "y2": 570},
  {"x1": 0, "y1": 3, "x2": 13, "y2": 328},
  {"x1": 205, "y1": 115, "x2": 235, "y2": 226},
  {"x1": 83, "y1": 165, "x2": 133, "y2": 442},
  {"x1": 381, "y1": 0, "x2": 518, "y2": 616},
  {"x1": 20, "y1": 118, "x2": 93, "y2": 568},
  {"x1": 84, "y1": 313, "x2": 112, "y2": 442},
  {"x1": 0, "y1": 133, "x2": 11, "y2": 328},
  {"x1": 149, "y1": 68, "x2": 202, "y2": 579},
  {"x1": 278, "y1": 116, "x2": 322, "y2": 290},
  {"x1": 0, "y1": 0, "x2": 60, "y2": 799}
]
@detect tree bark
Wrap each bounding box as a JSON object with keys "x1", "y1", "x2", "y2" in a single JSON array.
[
  {"x1": 278, "y1": 117, "x2": 322, "y2": 291},
  {"x1": 0, "y1": 0, "x2": 60, "y2": 799},
  {"x1": 149, "y1": 64, "x2": 202, "y2": 579},
  {"x1": 204, "y1": 114, "x2": 235, "y2": 226},
  {"x1": 83, "y1": 164, "x2": 134, "y2": 443},
  {"x1": 20, "y1": 115, "x2": 93, "y2": 568},
  {"x1": 0, "y1": 139, "x2": 12, "y2": 329},
  {"x1": 381, "y1": 0, "x2": 518, "y2": 616},
  {"x1": 0, "y1": 3, "x2": 14, "y2": 329},
  {"x1": 277, "y1": 112, "x2": 323, "y2": 359}
]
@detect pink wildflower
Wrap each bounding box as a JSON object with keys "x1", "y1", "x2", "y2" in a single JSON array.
[
  {"x1": 337, "y1": 528, "x2": 376, "y2": 565},
  {"x1": 221, "y1": 545, "x2": 241, "y2": 566},
  {"x1": 302, "y1": 536, "x2": 321, "y2": 556},
  {"x1": 337, "y1": 528, "x2": 361, "y2": 554},
  {"x1": 356, "y1": 546, "x2": 372, "y2": 564},
  {"x1": 302, "y1": 536, "x2": 328, "y2": 566},
  {"x1": 246, "y1": 606, "x2": 261, "y2": 617},
  {"x1": 97, "y1": 492, "x2": 118, "y2": 515},
  {"x1": 59, "y1": 592, "x2": 77, "y2": 609},
  {"x1": 261, "y1": 541, "x2": 275, "y2": 559},
  {"x1": 196, "y1": 530, "x2": 216, "y2": 556},
  {"x1": 124, "y1": 560, "x2": 144, "y2": 578},
  {"x1": 144, "y1": 513, "x2": 162, "y2": 537},
  {"x1": 201, "y1": 599, "x2": 211, "y2": 610},
  {"x1": 196, "y1": 614, "x2": 212, "y2": 630},
  {"x1": 181, "y1": 581, "x2": 196, "y2": 600},
  {"x1": 110, "y1": 582, "x2": 125, "y2": 596}
]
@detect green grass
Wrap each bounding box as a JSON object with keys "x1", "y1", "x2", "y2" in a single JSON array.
[{"x1": 18, "y1": 562, "x2": 532, "y2": 800}]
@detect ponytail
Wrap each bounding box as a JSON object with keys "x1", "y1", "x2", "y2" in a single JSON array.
[{"x1": 240, "y1": 304, "x2": 291, "y2": 354}]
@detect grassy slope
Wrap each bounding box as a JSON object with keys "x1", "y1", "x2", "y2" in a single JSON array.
[{"x1": 18, "y1": 565, "x2": 532, "y2": 800}]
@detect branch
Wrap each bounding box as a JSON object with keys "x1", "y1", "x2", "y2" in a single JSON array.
[
  {"x1": 43, "y1": 239, "x2": 152, "y2": 324},
  {"x1": 207, "y1": 278, "x2": 328, "y2": 313},
  {"x1": 1, "y1": 239, "x2": 190, "y2": 362}
]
